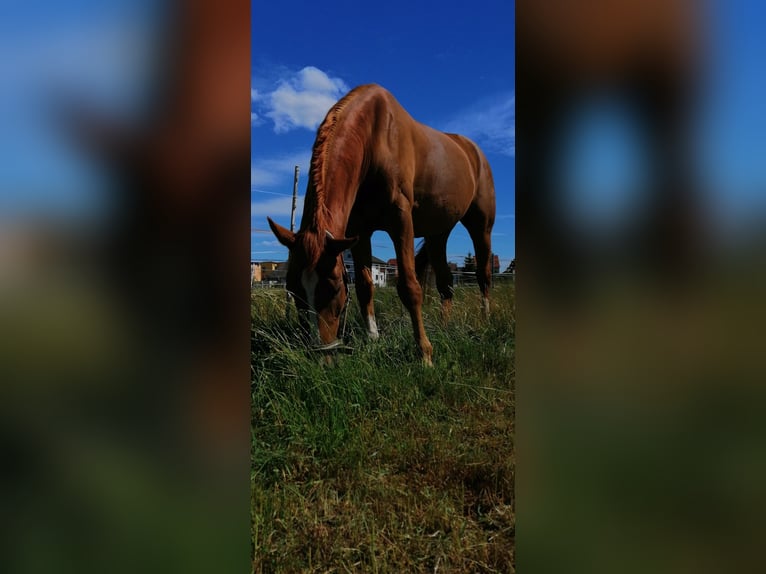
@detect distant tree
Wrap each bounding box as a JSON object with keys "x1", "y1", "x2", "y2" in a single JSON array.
[
  {"x1": 504, "y1": 258, "x2": 516, "y2": 274},
  {"x1": 463, "y1": 252, "x2": 476, "y2": 274}
]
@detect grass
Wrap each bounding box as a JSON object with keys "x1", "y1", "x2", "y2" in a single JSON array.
[{"x1": 251, "y1": 280, "x2": 515, "y2": 573}]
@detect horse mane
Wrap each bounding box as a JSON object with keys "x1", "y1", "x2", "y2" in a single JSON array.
[{"x1": 301, "y1": 84, "x2": 372, "y2": 269}]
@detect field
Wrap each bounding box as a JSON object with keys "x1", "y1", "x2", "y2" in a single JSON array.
[{"x1": 251, "y1": 280, "x2": 515, "y2": 573}]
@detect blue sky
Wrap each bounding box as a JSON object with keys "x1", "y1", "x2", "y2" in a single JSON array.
[
  {"x1": 2, "y1": 1, "x2": 765, "y2": 263},
  {"x1": 0, "y1": 0, "x2": 157, "y2": 219},
  {"x1": 251, "y1": 0, "x2": 516, "y2": 269}
]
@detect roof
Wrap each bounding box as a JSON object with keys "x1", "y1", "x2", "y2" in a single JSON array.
[{"x1": 342, "y1": 252, "x2": 389, "y2": 266}]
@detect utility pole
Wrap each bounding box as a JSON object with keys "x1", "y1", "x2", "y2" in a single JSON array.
[
  {"x1": 286, "y1": 165, "x2": 299, "y2": 316},
  {"x1": 290, "y1": 165, "x2": 299, "y2": 232}
]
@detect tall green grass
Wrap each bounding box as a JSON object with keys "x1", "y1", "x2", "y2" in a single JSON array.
[{"x1": 252, "y1": 281, "x2": 514, "y2": 572}]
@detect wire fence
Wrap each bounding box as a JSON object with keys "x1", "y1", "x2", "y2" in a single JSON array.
[{"x1": 251, "y1": 270, "x2": 515, "y2": 289}]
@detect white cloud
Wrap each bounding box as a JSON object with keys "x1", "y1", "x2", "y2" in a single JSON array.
[
  {"x1": 252, "y1": 66, "x2": 350, "y2": 133},
  {"x1": 298, "y1": 66, "x2": 348, "y2": 94},
  {"x1": 443, "y1": 92, "x2": 515, "y2": 157},
  {"x1": 268, "y1": 86, "x2": 339, "y2": 133}
]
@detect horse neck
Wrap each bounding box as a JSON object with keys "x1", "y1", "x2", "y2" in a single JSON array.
[{"x1": 310, "y1": 145, "x2": 366, "y2": 238}]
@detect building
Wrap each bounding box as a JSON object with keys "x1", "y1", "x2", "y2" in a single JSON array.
[
  {"x1": 259, "y1": 261, "x2": 284, "y2": 282},
  {"x1": 370, "y1": 256, "x2": 388, "y2": 286},
  {"x1": 252, "y1": 254, "x2": 408, "y2": 287},
  {"x1": 342, "y1": 251, "x2": 389, "y2": 287},
  {"x1": 269, "y1": 261, "x2": 289, "y2": 283},
  {"x1": 250, "y1": 261, "x2": 262, "y2": 284}
]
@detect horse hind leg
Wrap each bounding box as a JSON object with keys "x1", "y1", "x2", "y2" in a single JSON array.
[
  {"x1": 422, "y1": 234, "x2": 455, "y2": 324},
  {"x1": 475, "y1": 235, "x2": 492, "y2": 316},
  {"x1": 463, "y1": 218, "x2": 493, "y2": 318},
  {"x1": 414, "y1": 240, "x2": 430, "y2": 290}
]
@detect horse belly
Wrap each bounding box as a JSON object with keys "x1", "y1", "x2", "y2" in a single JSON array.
[
  {"x1": 411, "y1": 186, "x2": 472, "y2": 237},
  {"x1": 410, "y1": 129, "x2": 478, "y2": 236}
]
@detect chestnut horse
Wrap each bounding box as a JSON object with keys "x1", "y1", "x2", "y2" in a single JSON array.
[{"x1": 268, "y1": 84, "x2": 496, "y2": 365}]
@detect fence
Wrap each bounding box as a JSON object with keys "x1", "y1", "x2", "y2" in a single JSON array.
[{"x1": 252, "y1": 271, "x2": 515, "y2": 289}]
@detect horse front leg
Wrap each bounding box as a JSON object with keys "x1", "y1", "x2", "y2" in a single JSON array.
[
  {"x1": 351, "y1": 237, "x2": 379, "y2": 340},
  {"x1": 390, "y1": 218, "x2": 433, "y2": 366}
]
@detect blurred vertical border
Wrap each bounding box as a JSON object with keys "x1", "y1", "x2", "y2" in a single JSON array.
[
  {"x1": 0, "y1": 1, "x2": 251, "y2": 572},
  {"x1": 517, "y1": 1, "x2": 766, "y2": 573}
]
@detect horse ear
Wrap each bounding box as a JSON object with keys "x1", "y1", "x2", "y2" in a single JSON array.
[
  {"x1": 267, "y1": 217, "x2": 296, "y2": 249},
  {"x1": 325, "y1": 234, "x2": 358, "y2": 256}
]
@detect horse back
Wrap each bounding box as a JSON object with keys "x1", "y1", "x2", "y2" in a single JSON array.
[{"x1": 345, "y1": 86, "x2": 494, "y2": 230}]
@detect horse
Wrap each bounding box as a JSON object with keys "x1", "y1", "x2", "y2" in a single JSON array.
[{"x1": 268, "y1": 84, "x2": 496, "y2": 366}]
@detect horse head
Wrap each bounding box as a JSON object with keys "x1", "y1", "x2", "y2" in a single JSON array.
[{"x1": 268, "y1": 217, "x2": 357, "y2": 347}]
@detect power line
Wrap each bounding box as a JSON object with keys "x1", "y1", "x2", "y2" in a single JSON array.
[{"x1": 251, "y1": 188, "x2": 295, "y2": 197}]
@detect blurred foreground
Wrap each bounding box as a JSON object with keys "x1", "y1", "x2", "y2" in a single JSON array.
[
  {"x1": 518, "y1": 1, "x2": 766, "y2": 572},
  {"x1": 0, "y1": 1, "x2": 250, "y2": 572}
]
